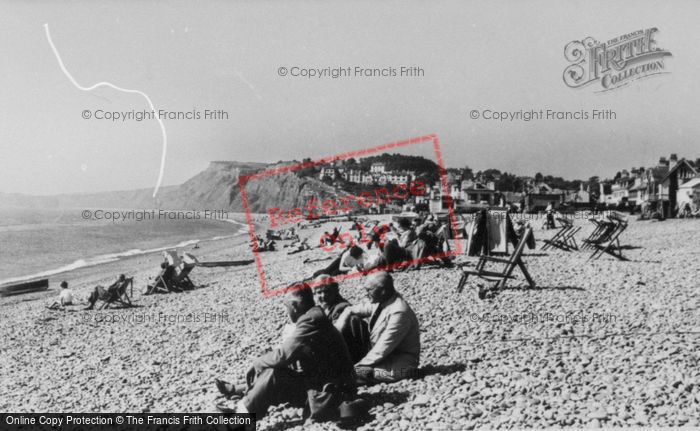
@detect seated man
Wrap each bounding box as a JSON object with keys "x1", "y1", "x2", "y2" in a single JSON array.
[
  {"x1": 216, "y1": 284, "x2": 356, "y2": 418},
  {"x1": 85, "y1": 274, "x2": 127, "y2": 310},
  {"x1": 311, "y1": 275, "x2": 370, "y2": 363},
  {"x1": 335, "y1": 272, "x2": 420, "y2": 385}
]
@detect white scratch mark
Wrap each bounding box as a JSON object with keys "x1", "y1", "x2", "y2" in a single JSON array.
[
  {"x1": 234, "y1": 69, "x2": 263, "y2": 101},
  {"x1": 44, "y1": 23, "x2": 167, "y2": 197}
]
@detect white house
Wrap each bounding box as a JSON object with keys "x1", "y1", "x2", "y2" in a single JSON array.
[
  {"x1": 370, "y1": 163, "x2": 386, "y2": 174},
  {"x1": 677, "y1": 177, "x2": 700, "y2": 210}
]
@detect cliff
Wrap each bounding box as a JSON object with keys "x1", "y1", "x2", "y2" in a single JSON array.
[{"x1": 0, "y1": 161, "x2": 337, "y2": 213}]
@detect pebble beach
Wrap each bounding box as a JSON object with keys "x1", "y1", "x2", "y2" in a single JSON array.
[{"x1": 1, "y1": 217, "x2": 699, "y2": 430}]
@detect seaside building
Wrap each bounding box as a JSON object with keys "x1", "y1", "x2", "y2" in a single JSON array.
[
  {"x1": 524, "y1": 192, "x2": 564, "y2": 212},
  {"x1": 658, "y1": 156, "x2": 698, "y2": 217},
  {"x1": 598, "y1": 182, "x2": 614, "y2": 206},
  {"x1": 598, "y1": 153, "x2": 700, "y2": 215},
  {"x1": 370, "y1": 162, "x2": 386, "y2": 174},
  {"x1": 610, "y1": 170, "x2": 632, "y2": 206},
  {"x1": 319, "y1": 167, "x2": 338, "y2": 181},
  {"x1": 677, "y1": 178, "x2": 700, "y2": 211},
  {"x1": 461, "y1": 180, "x2": 498, "y2": 206},
  {"x1": 565, "y1": 183, "x2": 590, "y2": 204}
]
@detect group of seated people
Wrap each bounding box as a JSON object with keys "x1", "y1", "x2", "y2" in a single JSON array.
[
  {"x1": 214, "y1": 271, "x2": 421, "y2": 422},
  {"x1": 47, "y1": 275, "x2": 132, "y2": 310},
  {"x1": 379, "y1": 216, "x2": 453, "y2": 270},
  {"x1": 309, "y1": 215, "x2": 453, "y2": 276}
]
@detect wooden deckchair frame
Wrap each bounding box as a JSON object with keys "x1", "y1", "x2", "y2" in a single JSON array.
[
  {"x1": 581, "y1": 219, "x2": 616, "y2": 250},
  {"x1": 173, "y1": 264, "x2": 196, "y2": 290},
  {"x1": 589, "y1": 220, "x2": 628, "y2": 261},
  {"x1": 563, "y1": 226, "x2": 582, "y2": 250},
  {"x1": 457, "y1": 227, "x2": 536, "y2": 294},
  {"x1": 146, "y1": 272, "x2": 181, "y2": 295},
  {"x1": 98, "y1": 277, "x2": 134, "y2": 310},
  {"x1": 542, "y1": 218, "x2": 575, "y2": 251}
]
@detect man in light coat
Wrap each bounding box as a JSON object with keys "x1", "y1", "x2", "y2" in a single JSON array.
[{"x1": 334, "y1": 271, "x2": 420, "y2": 384}]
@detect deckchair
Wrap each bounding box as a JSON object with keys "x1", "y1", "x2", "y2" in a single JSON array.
[
  {"x1": 456, "y1": 227, "x2": 535, "y2": 296},
  {"x1": 145, "y1": 267, "x2": 180, "y2": 295},
  {"x1": 589, "y1": 217, "x2": 628, "y2": 261},
  {"x1": 581, "y1": 219, "x2": 616, "y2": 250},
  {"x1": 98, "y1": 277, "x2": 134, "y2": 310},
  {"x1": 173, "y1": 264, "x2": 196, "y2": 290},
  {"x1": 541, "y1": 218, "x2": 575, "y2": 251},
  {"x1": 562, "y1": 225, "x2": 582, "y2": 250}
]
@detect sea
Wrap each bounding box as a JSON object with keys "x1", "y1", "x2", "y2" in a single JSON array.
[{"x1": 0, "y1": 208, "x2": 249, "y2": 285}]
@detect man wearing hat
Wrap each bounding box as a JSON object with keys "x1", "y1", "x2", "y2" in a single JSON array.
[{"x1": 215, "y1": 283, "x2": 356, "y2": 419}]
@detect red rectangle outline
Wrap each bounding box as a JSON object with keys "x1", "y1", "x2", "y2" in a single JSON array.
[{"x1": 239, "y1": 134, "x2": 462, "y2": 297}]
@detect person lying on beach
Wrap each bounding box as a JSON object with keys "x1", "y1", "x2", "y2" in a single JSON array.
[
  {"x1": 47, "y1": 281, "x2": 74, "y2": 310},
  {"x1": 144, "y1": 262, "x2": 178, "y2": 295},
  {"x1": 312, "y1": 275, "x2": 370, "y2": 363},
  {"x1": 334, "y1": 271, "x2": 420, "y2": 385},
  {"x1": 311, "y1": 245, "x2": 365, "y2": 278},
  {"x1": 287, "y1": 238, "x2": 310, "y2": 255},
  {"x1": 214, "y1": 283, "x2": 356, "y2": 419},
  {"x1": 84, "y1": 274, "x2": 126, "y2": 310}
]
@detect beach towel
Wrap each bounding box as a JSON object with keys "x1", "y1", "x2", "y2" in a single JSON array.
[{"x1": 487, "y1": 210, "x2": 508, "y2": 254}]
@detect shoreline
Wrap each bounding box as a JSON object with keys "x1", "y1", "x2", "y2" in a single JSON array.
[{"x1": 0, "y1": 214, "x2": 271, "y2": 304}]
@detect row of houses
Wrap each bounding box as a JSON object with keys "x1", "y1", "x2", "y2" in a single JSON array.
[
  {"x1": 319, "y1": 162, "x2": 415, "y2": 186},
  {"x1": 318, "y1": 154, "x2": 699, "y2": 217},
  {"x1": 425, "y1": 179, "x2": 580, "y2": 213},
  {"x1": 600, "y1": 154, "x2": 700, "y2": 217}
]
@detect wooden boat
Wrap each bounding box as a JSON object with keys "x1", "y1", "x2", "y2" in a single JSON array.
[
  {"x1": 0, "y1": 278, "x2": 49, "y2": 296},
  {"x1": 196, "y1": 260, "x2": 254, "y2": 268}
]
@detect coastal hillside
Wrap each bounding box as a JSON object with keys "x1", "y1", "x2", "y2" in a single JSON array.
[
  {"x1": 0, "y1": 160, "x2": 337, "y2": 213},
  {"x1": 166, "y1": 160, "x2": 337, "y2": 212}
]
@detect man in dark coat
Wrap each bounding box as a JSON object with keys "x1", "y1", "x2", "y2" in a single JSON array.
[
  {"x1": 312, "y1": 274, "x2": 370, "y2": 363},
  {"x1": 216, "y1": 283, "x2": 356, "y2": 418}
]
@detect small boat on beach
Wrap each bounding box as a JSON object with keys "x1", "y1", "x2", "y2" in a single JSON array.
[{"x1": 0, "y1": 278, "x2": 49, "y2": 296}]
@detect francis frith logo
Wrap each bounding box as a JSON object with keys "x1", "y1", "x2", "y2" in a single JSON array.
[{"x1": 563, "y1": 28, "x2": 672, "y2": 92}]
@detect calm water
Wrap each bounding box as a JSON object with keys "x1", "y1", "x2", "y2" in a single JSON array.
[{"x1": 0, "y1": 208, "x2": 247, "y2": 284}]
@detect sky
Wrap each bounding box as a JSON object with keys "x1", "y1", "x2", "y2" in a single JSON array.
[{"x1": 1, "y1": 0, "x2": 699, "y2": 195}]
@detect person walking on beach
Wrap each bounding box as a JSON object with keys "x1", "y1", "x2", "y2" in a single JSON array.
[
  {"x1": 215, "y1": 283, "x2": 356, "y2": 419},
  {"x1": 334, "y1": 271, "x2": 421, "y2": 385},
  {"x1": 545, "y1": 201, "x2": 556, "y2": 229}
]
